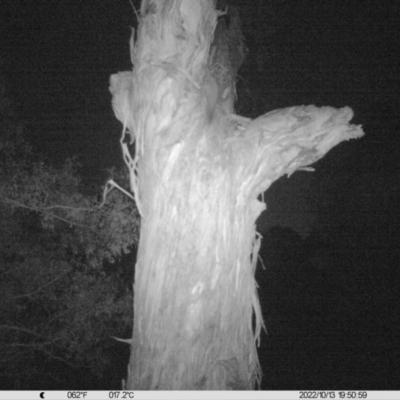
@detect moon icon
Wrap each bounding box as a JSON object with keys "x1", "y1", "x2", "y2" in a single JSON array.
[{"x1": 40, "y1": 393, "x2": 45, "y2": 399}]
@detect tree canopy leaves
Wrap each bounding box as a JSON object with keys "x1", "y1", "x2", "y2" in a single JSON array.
[{"x1": 0, "y1": 80, "x2": 139, "y2": 389}]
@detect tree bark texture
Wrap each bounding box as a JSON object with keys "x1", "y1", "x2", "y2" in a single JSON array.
[{"x1": 110, "y1": 0, "x2": 364, "y2": 390}]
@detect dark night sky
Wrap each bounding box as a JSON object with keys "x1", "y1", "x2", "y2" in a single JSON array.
[
  {"x1": 1, "y1": 0, "x2": 400, "y2": 390},
  {"x1": 1, "y1": 0, "x2": 137, "y2": 182}
]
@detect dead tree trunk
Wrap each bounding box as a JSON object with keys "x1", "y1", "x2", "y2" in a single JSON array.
[{"x1": 109, "y1": 0, "x2": 364, "y2": 390}]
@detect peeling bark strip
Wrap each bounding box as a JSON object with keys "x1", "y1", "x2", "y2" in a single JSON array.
[{"x1": 109, "y1": 0, "x2": 364, "y2": 390}]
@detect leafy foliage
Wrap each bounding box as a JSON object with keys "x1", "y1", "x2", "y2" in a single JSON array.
[{"x1": 0, "y1": 93, "x2": 139, "y2": 388}]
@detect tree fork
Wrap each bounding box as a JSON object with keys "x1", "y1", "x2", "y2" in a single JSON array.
[{"x1": 110, "y1": 0, "x2": 364, "y2": 390}]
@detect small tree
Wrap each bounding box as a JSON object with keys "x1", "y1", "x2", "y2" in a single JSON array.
[
  {"x1": 0, "y1": 82, "x2": 139, "y2": 387},
  {"x1": 110, "y1": 0, "x2": 364, "y2": 389},
  {"x1": 0, "y1": 154, "x2": 139, "y2": 388}
]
